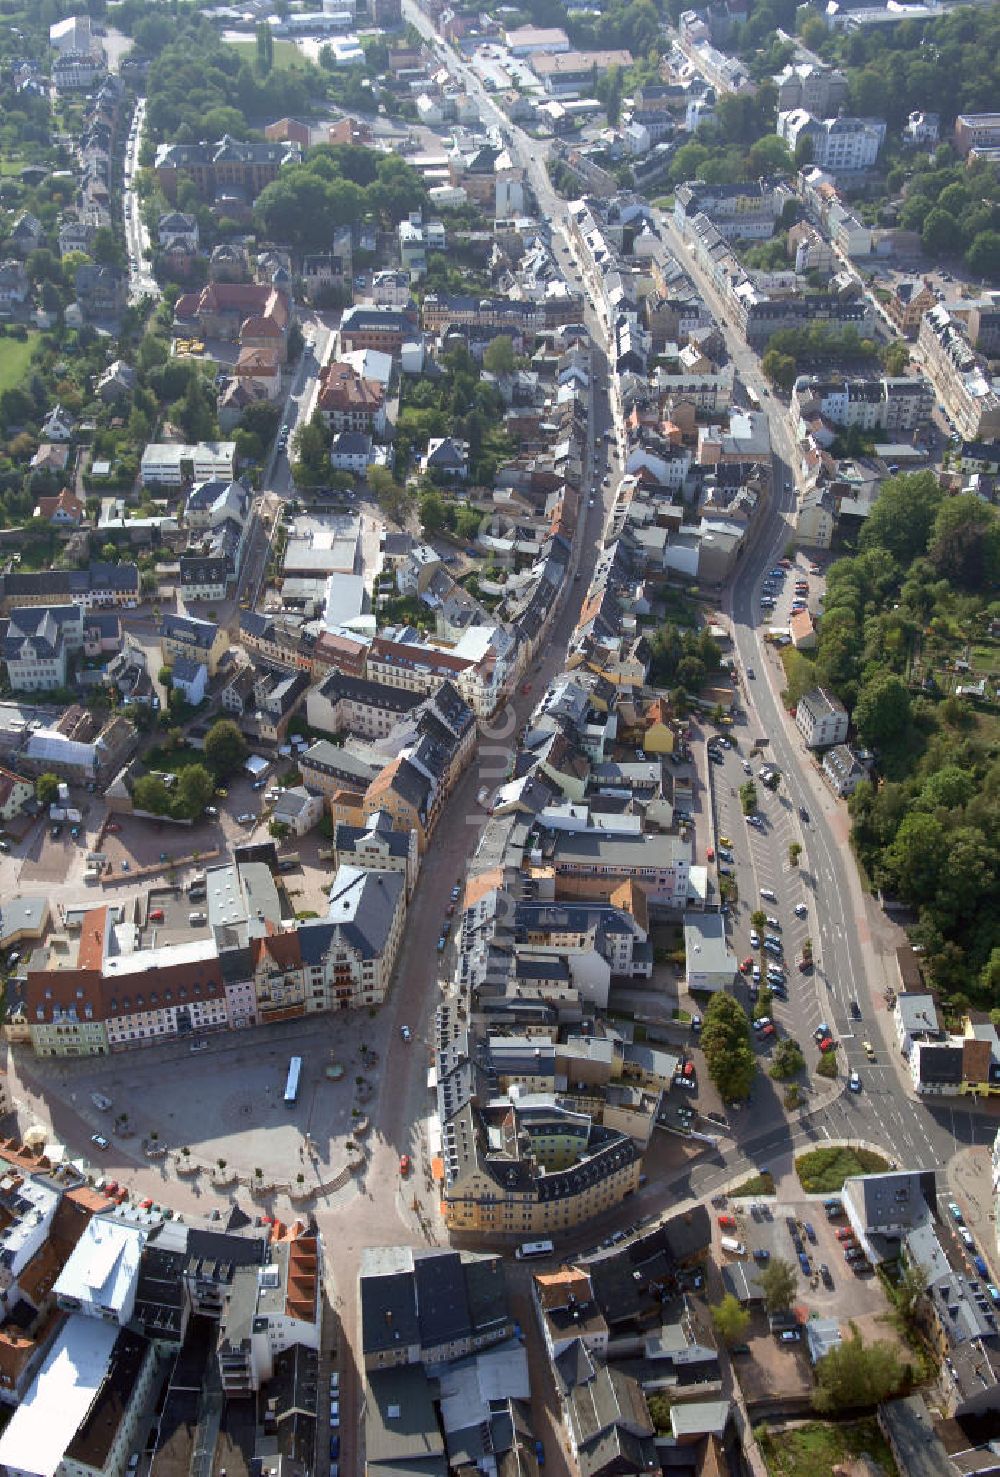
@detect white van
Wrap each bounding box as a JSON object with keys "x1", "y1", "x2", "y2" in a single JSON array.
[{"x1": 720, "y1": 1236, "x2": 747, "y2": 1256}]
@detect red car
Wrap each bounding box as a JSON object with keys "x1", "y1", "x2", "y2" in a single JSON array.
[
  {"x1": 706, "y1": 846, "x2": 715, "y2": 861},
  {"x1": 139, "y1": 1198, "x2": 154, "y2": 1210},
  {"x1": 106, "y1": 822, "x2": 121, "y2": 834},
  {"x1": 682, "y1": 1061, "x2": 695, "y2": 1078},
  {"x1": 399, "y1": 1154, "x2": 411, "y2": 1176},
  {"x1": 818, "y1": 1036, "x2": 835, "y2": 1053},
  {"x1": 761, "y1": 1023, "x2": 776, "y2": 1038},
  {"x1": 740, "y1": 956, "x2": 754, "y2": 975},
  {"x1": 149, "y1": 908, "x2": 164, "y2": 922},
  {"x1": 718, "y1": 1213, "x2": 736, "y2": 1229},
  {"x1": 836, "y1": 1227, "x2": 854, "y2": 1242}
]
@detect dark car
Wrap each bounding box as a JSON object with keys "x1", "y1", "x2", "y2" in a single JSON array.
[
  {"x1": 850, "y1": 999, "x2": 862, "y2": 1019},
  {"x1": 820, "y1": 1263, "x2": 833, "y2": 1288},
  {"x1": 799, "y1": 806, "x2": 810, "y2": 822}
]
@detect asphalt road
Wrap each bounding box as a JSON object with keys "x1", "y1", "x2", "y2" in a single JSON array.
[
  {"x1": 123, "y1": 98, "x2": 158, "y2": 303},
  {"x1": 655, "y1": 203, "x2": 1000, "y2": 1179}
]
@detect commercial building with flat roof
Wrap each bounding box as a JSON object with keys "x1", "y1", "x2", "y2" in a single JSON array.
[{"x1": 683, "y1": 911, "x2": 737, "y2": 993}]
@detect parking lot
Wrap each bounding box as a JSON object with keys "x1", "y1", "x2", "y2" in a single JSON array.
[
  {"x1": 758, "y1": 551, "x2": 826, "y2": 634},
  {"x1": 718, "y1": 1195, "x2": 889, "y2": 1314}
]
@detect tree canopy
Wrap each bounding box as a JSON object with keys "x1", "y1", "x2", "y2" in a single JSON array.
[
  {"x1": 700, "y1": 994, "x2": 755, "y2": 1102},
  {"x1": 204, "y1": 719, "x2": 247, "y2": 777},
  {"x1": 813, "y1": 1325, "x2": 905, "y2": 1412},
  {"x1": 254, "y1": 148, "x2": 428, "y2": 252},
  {"x1": 758, "y1": 1256, "x2": 798, "y2": 1313}
]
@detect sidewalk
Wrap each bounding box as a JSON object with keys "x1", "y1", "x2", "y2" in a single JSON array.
[{"x1": 947, "y1": 1144, "x2": 997, "y2": 1275}]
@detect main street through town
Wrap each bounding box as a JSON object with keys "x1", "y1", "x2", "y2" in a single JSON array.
[{"x1": 10, "y1": 38, "x2": 998, "y2": 1471}]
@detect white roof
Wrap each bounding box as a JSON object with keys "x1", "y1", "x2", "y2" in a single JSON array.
[
  {"x1": 0, "y1": 1315, "x2": 119, "y2": 1477},
  {"x1": 54, "y1": 1216, "x2": 145, "y2": 1314},
  {"x1": 103, "y1": 936, "x2": 216, "y2": 977},
  {"x1": 24, "y1": 730, "x2": 96, "y2": 767}
]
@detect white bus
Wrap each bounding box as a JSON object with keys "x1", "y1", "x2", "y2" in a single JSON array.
[
  {"x1": 515, "y1": 1239, "x2": 554, "y2": 1261},
  {"x1": 284, "y1": 1056, "x2": 302, "y2": 1107}
]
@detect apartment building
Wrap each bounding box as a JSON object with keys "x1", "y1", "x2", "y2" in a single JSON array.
[
  {"x1": 217, "y1": 1227, "x2": 320, "y2": 1395},
  {"x1": 530, "y1": 827, "x2": 691, "y2": 909},
  {"x1": 333, "y1": 811, "x2": 420, "y2": 897},
  {"x1": 315, "y1": 361, "x2": 387, "y2": 437},
  {"x1": 359, "y1": 1246, "x2": 512, "y2": 1373},
  {"x1": 154, "y1": 134, "x2": 302, "y2": 203},
  {"x1": 0, "y1": 562, "x2": 139, "y2": 614},
  {"x1": 140, "y1": 441, "x2": 238, "y2": 488},
  {"x1": 953, "y1": 113, "x2": 1000, "y2": 157},
  {"x1": 794, "y1": 686, "x2": 849, "y2": 748},
  {"x1": 673, "y1": 178, "x2": 789, "y2": 240},
  {"x1": 884, "y1": 278, "x2": 936, "y2": 339},
  {"x1": 338, "y1": 304, "x2": 419, "y2": 355},
  {"x1": 0, "y1": 604, "x2": 85, "y2": 691},
  {"x1": 777, "y1": 111, "x2": 885, "y2": 173},
  {"x1": 917, "y1": 305, "x2": 1000, "y2": 442},
  {"x1": 774, "y1": 62, "x2": 848, "y2": 115},
  {"x1": 792, "y1": 374, "x2": 931, "y2": 433},
  {"x1": 438, "y1": 1090, "x2": 641, "y2": 1237},
  {"x1": 160, "y1": 612, "x2": 229, "y2": 676}
]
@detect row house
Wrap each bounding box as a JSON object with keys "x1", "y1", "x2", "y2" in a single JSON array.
[{"x1": 0, "y1": 562, "x2": 138, "y2": 614}]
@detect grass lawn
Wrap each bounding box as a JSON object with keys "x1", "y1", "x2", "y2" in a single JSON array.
[
  {"x1": 757, "y1": 1418, "x2": 898, "y2": 1477},
  {"x1": 732, "y1": 1171, "x2": 775, "y2": 1197},
  {"x1": 795, "y1": 1146, "x2": 890, "y2": 1193},
  {"x1": 143, "y1": 743, "x2": 212, "y2": 774},
  {"x1": 0, "y1": 331, "x2": 40, "y2": 395},
  {"x1": 970, "y1": 643, "x2": 1000, "y2": 676},
  {"x1": 226, "y1": 37, "x2": 309, "y2": 69}
]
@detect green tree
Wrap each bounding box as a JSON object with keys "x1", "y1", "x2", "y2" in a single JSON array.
[
  {"x1": 595, "y1": 64, "x2": 624, "y2": 124},
  {"x1": 204, "y1": 719, "x2": 247, "y2": 777},
  {"x1": 881, "y1": 340, "x2": 910, "y2": 375},
  {"x1": 35, "y1": 773, "x2": 60, "y2": 807},
  {"x1": 368, "y1": 465, "x2": 413, "y2": 525},
  {"x1": 419, "y1": 488, "x2": 447, "y2": 534},
  {"x1": 854, "y1": 672, "x2": 911, "y2": 748},
  {"x1": 291, "y1": 409, "x2": 330, "y2": 488},
  {"x1": 813, "y1": 1325, "x2": 904, "y2": 1412},
  {"x1": 859, "y1": 472, "x2": 942, "y2": 566},
  {"x1": 255, "y1": 21, "x2": 273, "y2": 75},
  {"x1": 770, "y1": 1039, "x2": 805, "y2": 1080},
  {"x1": 710, "y1": 1293, "x2": 751, "y2": 1346},
  {"x1": 132, "y1": 775, "x2": 172, "y2": 816},
  {"x1": 483, "y1": 335, "x2": 516, "y2": 378},
  {"x1": 921, "y1": 207, "x2": 963, "y2": 257},
  {"x1": 700, "y1": 993, "x2": 755, "y2": 1102},
  {"x1": 895, "y1": 1260, "x2": 928, "y2": 1321},
  {"x1": 174, "y1": 764, "x2": 214, "y2": 818},
  {"x1": 740, "y1": 781, "x2": 758, "y2": 816},
  {"x1": 966, "y1": 230, "x2": 1000, "y2": 279},
  {"x1": 928, "y1": 494, "x2": 1000, "y2": 591},
  {"x1": 882, "y1": 812, "x2": 946, "y2": 904},
  {"x1": 758, "y1": 1256, "x2": 798, "y2": 1313},
  {"x1": 761, "y1": 348, "x2": 797, "y2": 390}
]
